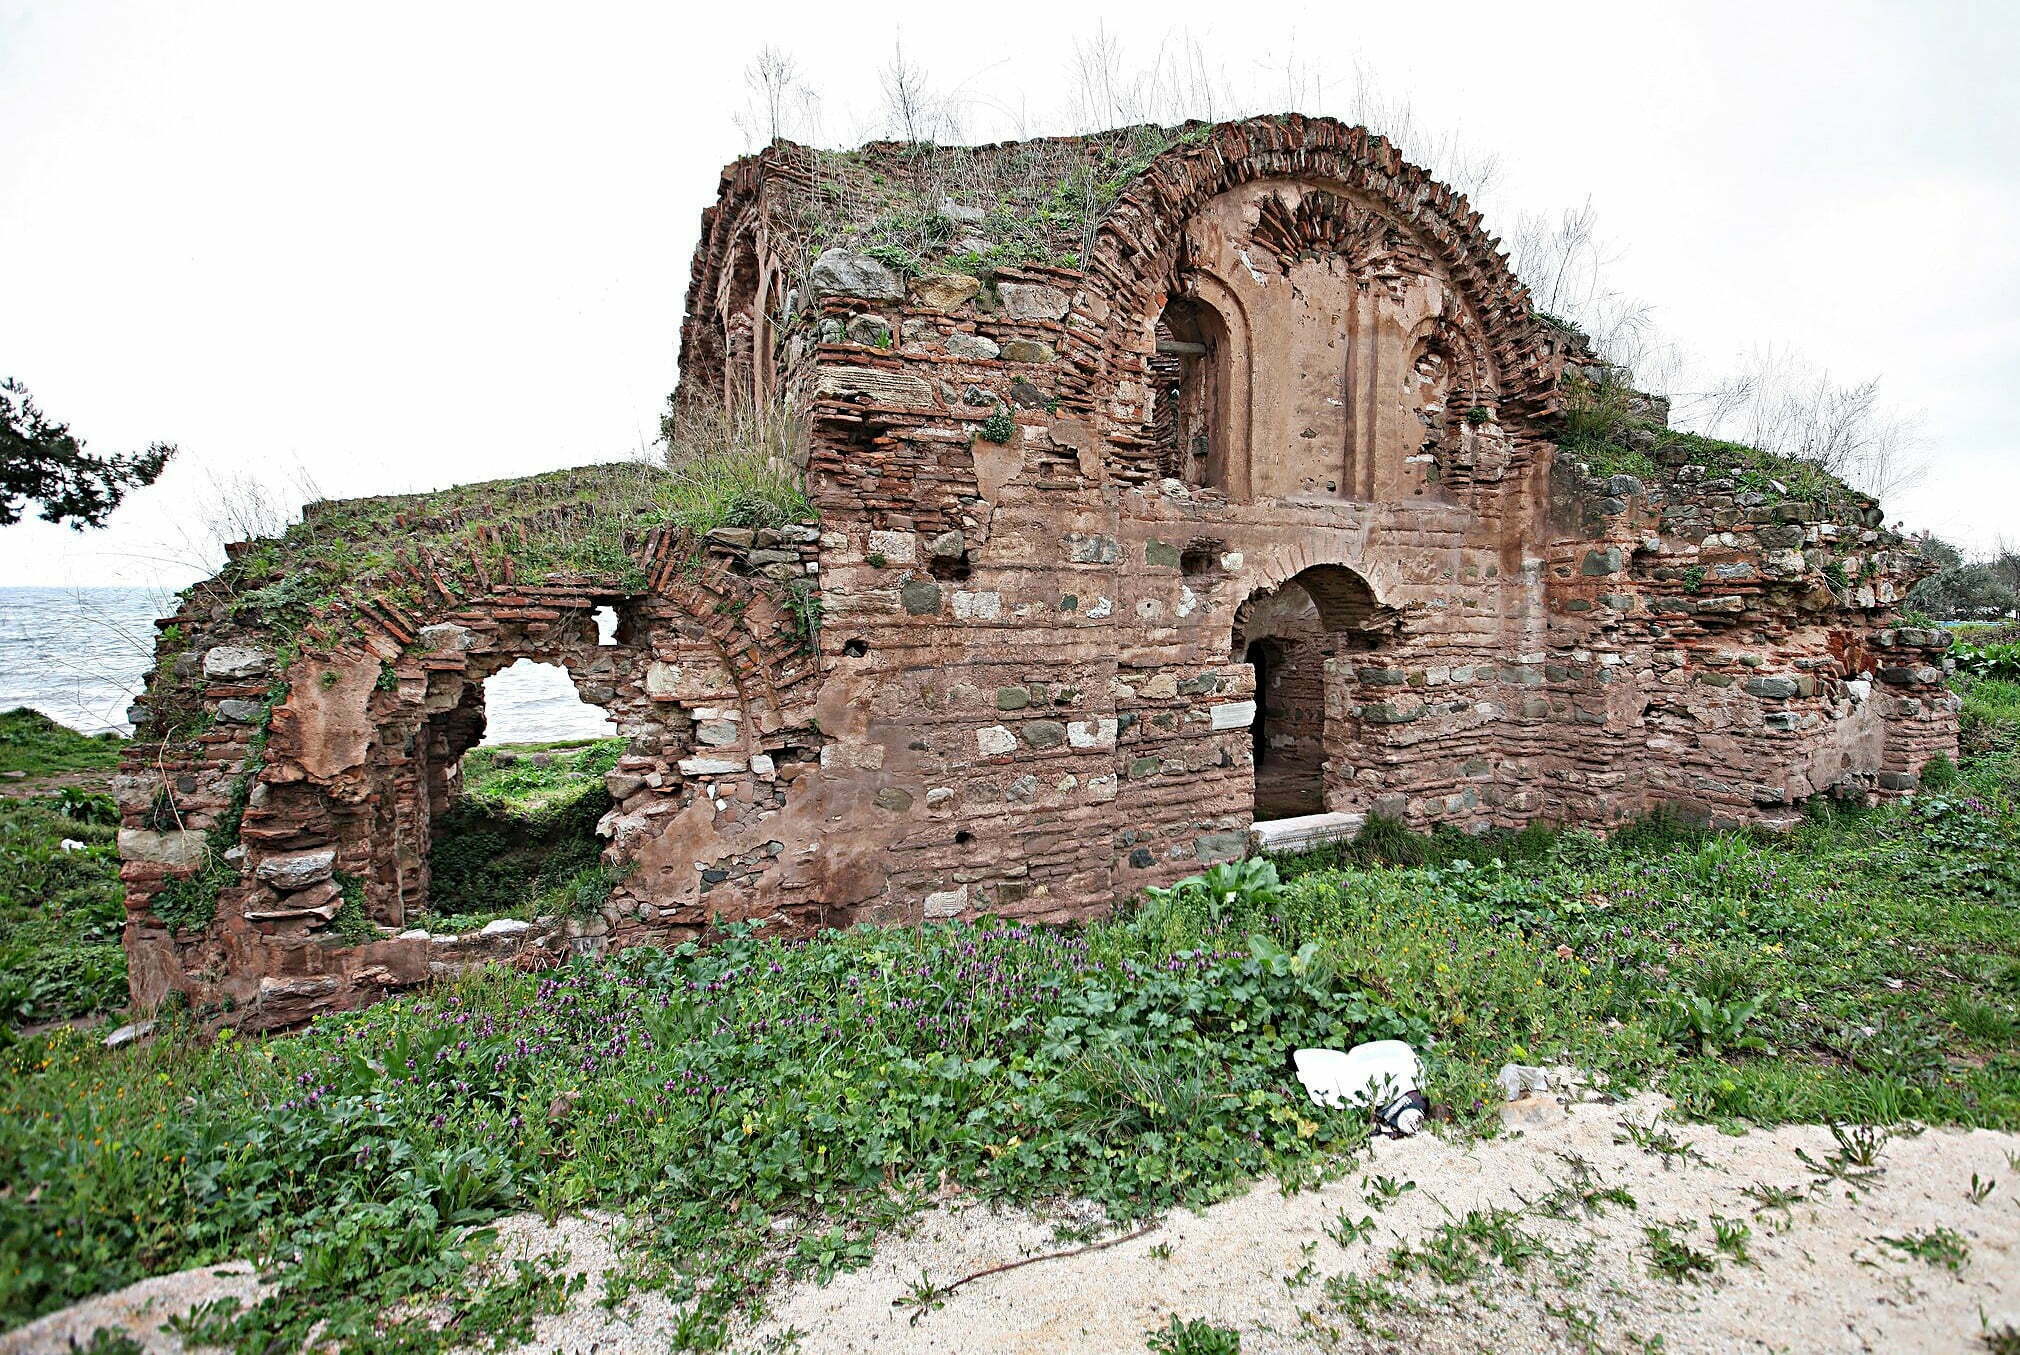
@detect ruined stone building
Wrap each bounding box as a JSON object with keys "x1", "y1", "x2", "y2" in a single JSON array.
[{"x1": 115, "y1": 115, "x2": 1957, "y2": 1026}]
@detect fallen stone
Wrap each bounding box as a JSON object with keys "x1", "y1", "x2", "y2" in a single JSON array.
[
  {"x1": 1496, "y1": 1064, "x2": 1553, "y2": 1100},
  {"x1": 104, "y1": 1019, "x2": 156, "y2": 1049}
]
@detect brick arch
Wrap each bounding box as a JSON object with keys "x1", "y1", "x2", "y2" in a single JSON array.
[{"x1": 1059, "y1": 116, "x2": 1564, "y2": 438}]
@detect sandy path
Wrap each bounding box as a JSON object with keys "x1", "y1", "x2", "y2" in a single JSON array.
[
  {"x1": 11, "y1": 1093, "x2": 2017, "y2": 1354},
  {"x1": 737, "y1": 1092, "x2": 2019, "y2": 1355}
]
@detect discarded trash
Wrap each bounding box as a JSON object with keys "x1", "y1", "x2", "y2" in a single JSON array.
[
  {"x1": 1294, "y1": 1040, "x2": 1427, "y2": 1135},
  {"x1": 1495, "y1": 1063, "x2": 1553, "y2": 1101},
  {"x1": 103, "y1": 1019, "x2": 156, "y2": 1049}
]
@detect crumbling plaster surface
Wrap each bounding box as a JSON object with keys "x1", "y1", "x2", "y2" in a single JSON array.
[{"x1": 119, "y1": 115, "x2": 1955, "y2": 1028}]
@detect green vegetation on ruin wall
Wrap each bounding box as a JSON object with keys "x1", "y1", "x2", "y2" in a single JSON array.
[
  {"x1": 208, "y1": 451, "x2": 811, "y2": 653},
  {"x1": 3, "y1": 675, "x2": 2015, "y2": 1350},
  {"x1": 801, "y1": 122, "x2": 1217, "y2": 279},
  {"x1": 1555, "y1": 376, "x2": 1857, "y2": 505}
]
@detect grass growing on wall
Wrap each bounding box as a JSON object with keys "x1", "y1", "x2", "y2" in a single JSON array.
[
  {"x1": 0, "y1": 679, "x2": 2014, "y2": 1349},
  {"x1": 659, "y1": 394, "x2": 814, "y2": 535},
  {"x1": 1556, "y1": 374, "x2": 1856, "y2": 504}
]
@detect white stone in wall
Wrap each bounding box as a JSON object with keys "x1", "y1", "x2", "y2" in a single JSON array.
[
  {"x1": 975, "y1": 725, "x2": 1016, "y2": 757},
  {"x1": 867, "y1": 529, "x2": 918, "y2": 564},
  {"x1": 952, "y1": 591, "x2": 1002, "y2": 620},
  {"x1": 1086, "y1": 774, "x2": 1118, "y2": 803},
  {"x1": 923, "y1": 885, "x2": 968, "y2": 919},
  {"x1": 677, "y1": 756, "x2": 746, "y2": 776},
  {"x1": 1086, "y1": 597, "x2": 1113, "y2": 618},
  {"x1": 1067, "y1": 718, "x2": 1118, "y2": 749},
  {"x1": 118, "y1": 828, "x2": 208, "y2": 870},
  {"x1": 749, "y1": 754, "x2": 776, "y2": 777},
  {"x1": 1210, "y1": 700, "x2": 1258, "y2": 730}
]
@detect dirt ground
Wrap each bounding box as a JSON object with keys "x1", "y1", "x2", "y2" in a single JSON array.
[{"x1": 11, "y1": 1092, "x2": 2017, "y2": 1355}]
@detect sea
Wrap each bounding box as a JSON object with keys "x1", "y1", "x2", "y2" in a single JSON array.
[{"x1": 0, "y1": 586, "x2": 616, "y2": 744}]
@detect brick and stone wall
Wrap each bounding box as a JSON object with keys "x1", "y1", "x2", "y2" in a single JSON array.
[{"x1": 119, "y1": 115, "x2": 1957, "y2": 1028}]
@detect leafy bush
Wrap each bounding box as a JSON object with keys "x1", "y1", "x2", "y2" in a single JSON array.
[
  {"x1": 1954, "y1": 640, "x2": 2020, "y2": 681},
  {"x1": 1147, "y1": 1315, "x2": 1242, "y2": 1354}
]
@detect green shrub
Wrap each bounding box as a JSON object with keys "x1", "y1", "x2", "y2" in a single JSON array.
[{"x1": 1148, "y1": 1315, "x2": 1242, "y2": 1354}]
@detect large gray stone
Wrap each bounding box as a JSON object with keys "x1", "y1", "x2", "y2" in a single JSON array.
[
  {"x1": 417, "y1": 623, "x2": 474, "y2": 653},
  {"x1": 997, "y1": 282, "x2": 1070, "y2": 321},
  {"x1": 118, "y1": 828, "x2": 208, "y2": 870},
  {"x1": 1021, "y1": 720, "x2": 1067, "y2": 750},
  {"x1": 944, "y1": 331, "x2": 1000, "y2": 360},
  {"x1": 203, "y1": 645, "x2": 270, "y2": 680},
  {"x1": 809, "y1": 249, "x2": 905, "y2": 301},
  {"x1": 256, "y1": 848, "x2": 336, "y2": 891},
  {"x1": 1743, "y1": 676, "x2": 1800, "y2": 700},
  {"x1": 216, "y1": 698, "x2": 265, "y2": 724},
  {"x1": 815, "y1": 365, "x2": 935, "y2": 407}
]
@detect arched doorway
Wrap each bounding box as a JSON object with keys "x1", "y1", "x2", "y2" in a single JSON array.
[{"x1": 1235, "y1": 564, "x2": 1394, "y2": 821}]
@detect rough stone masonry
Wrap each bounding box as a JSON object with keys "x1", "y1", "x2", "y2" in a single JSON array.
[{"x1": 116, "y1": 115, "x2": 1956, "y2": 1028}]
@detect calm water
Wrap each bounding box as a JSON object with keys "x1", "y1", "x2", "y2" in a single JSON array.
[{"x1": 0, "y1": 586, "x2": 615, "y2": 744}]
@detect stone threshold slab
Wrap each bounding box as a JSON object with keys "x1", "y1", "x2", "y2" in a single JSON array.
[{"x1": 1249, "y1": 811, "x2": 1365, "y2": 854}]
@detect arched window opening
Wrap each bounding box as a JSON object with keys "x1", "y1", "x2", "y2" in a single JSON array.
[
  {"x1": 417, "y1": 659, "x2": 622, "y2": 931},
  {"x1": 1148, "y1": 295, "x2": 1229, "y2": 491}
]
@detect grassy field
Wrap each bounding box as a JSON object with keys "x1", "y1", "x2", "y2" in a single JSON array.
[
  {"x1": 0, "y1": 683, "x2": 2014, "y2": 1351},
  {"x1": 0, "y1": 708, "x2": 123, "y2": 779},
  {"x1": 0, "y1": 711, "x2": 128, "y2": 1028}
]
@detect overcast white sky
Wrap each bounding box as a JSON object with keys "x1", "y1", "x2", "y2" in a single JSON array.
[{"x1": 2, "y1": 0, "x2": 2014, "y2": 591}]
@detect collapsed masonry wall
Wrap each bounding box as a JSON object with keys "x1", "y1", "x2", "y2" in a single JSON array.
[{"x1": 120, "y1": 115, "x2": 1957, "y2": 1028}]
